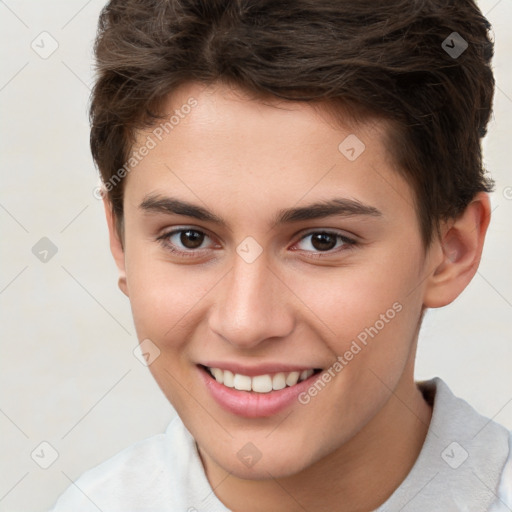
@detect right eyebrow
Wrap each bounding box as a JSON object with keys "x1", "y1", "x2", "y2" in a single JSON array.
[{"x1": 139, "y1": 195, "x2": 225, "y2": 224}]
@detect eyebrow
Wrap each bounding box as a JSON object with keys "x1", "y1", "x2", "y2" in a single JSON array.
[{"x1": 139, "y1": 194, "x2": 382, "y2": 228}]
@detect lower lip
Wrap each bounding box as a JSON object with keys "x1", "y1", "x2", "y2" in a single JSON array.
[{"x1": 197, "y1": 366, "x2": 321, "y2": 418}]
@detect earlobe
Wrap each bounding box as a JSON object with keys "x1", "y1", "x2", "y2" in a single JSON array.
[
  {"x1": 102, "y1": 196, "x2": 129, "y2": 297},
  {"x1": 118, "y1": 275, "x2": 128, "y2": 296},
  {"x1": 423, "y1": 192, "x2": 491, "y2": 308}
]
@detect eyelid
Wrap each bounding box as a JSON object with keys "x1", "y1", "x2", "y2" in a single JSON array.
[
  {"x1": 157, "y1": 226, "x2": 219, "y2": 254},
  {"x1": 159, "y1": 225, "x2": 215, "y2": 240},
  {"x1": 295, "y1": 227, "x2": 357, "y2": 244},
  {"x1": 297, "y1": 227, "x2": 356, "y2": 240},
  {"x1": 291, "y1": 229, "x2": 357, "y2": 254}
]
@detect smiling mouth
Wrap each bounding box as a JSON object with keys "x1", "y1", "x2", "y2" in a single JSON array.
[{"x1": 200, "y1": 365, "x2": 322, "y2": 393}]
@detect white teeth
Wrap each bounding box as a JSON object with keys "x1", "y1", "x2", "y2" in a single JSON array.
[
  {"x1": 207, "y1": 367, "x2": 316, "y2": 393},
  {"x1": 300, "y1": 369, "x2": 314, "y2": 381},
  {"x1": 272, "y1": 372, "x2": 287, "y2": 390},
  {"x1": 211, "y1": 368, "x2": 224, "y2": 384},
  {"x1": 252, "y1": 375, "x2": 273, "y2": 393},
  {"x1": 233, "y1": 373, "x2": 252, "y2": 391},
  {"x1": 285, "y1": 371, "x2": 300, "y2": 387},
  {"x1": 223, "y1": 370, "x2": 234, "y2": 388}
]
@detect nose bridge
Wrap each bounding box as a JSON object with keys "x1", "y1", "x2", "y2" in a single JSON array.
[{"x1": 209, "y1": 251, "x2": 294, "y2": 348}]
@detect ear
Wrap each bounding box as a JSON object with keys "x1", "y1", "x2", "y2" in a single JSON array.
[
  {"x1": 103, "y1": 196, "x2": 129, "y2": 297},
  {"x1": 423, "y1": 192, "x2": 491, "y2": 308}
]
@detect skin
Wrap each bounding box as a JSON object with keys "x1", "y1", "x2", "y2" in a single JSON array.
[{"x1": 104, "y1": 81, "x2": 491, "y2": 512}]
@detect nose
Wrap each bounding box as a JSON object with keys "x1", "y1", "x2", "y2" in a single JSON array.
[{"x1": 208, "y1": 252, "x2": 295, "y2": 350}]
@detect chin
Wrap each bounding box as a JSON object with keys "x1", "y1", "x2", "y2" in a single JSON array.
[{"x1": 208, "y1": 442, "x2": 320, "y2": 481}]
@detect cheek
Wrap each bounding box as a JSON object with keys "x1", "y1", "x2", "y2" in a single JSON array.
[
  {"x1": 123, "y1": 242, "x2": 206, "y2": 343},
  {"x1": 289, "y1": 247, "x2": 423, "y2": 364}
]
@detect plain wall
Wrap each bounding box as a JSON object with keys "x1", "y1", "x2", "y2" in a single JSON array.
[{"x1": 1, "y1": 1, "x2": 511, "y2": 510}]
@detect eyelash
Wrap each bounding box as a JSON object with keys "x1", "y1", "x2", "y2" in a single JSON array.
[{"x1": 157, "y1": 227, "x2": 357, "y2": 259}]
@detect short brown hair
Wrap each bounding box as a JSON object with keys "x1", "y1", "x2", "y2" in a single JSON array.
[{"x1": 90, "y1": 0, "x2": 495, "y2": 246}]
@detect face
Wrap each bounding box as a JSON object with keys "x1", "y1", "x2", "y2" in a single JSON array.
[{"x1": 112, "y1": 81, "x2": 435, "y2": 479}]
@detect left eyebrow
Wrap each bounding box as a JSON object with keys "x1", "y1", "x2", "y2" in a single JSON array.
[
  {"x1": 139, "y1": 194, "x2": 382, "y2": 229},
  {"x1": 274, "y1": 198, "x2": 382, "y2": 225}
]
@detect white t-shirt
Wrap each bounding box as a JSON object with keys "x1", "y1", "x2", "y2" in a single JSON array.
[{"x1": 49, "y1": 377, "x2": 512, "y2": 511}]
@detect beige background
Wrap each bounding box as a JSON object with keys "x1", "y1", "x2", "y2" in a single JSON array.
[{"x1": 1, "y1": 1, "x2": 511, "y2": 510}]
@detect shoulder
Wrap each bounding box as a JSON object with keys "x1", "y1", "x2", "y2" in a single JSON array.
[
  {"x1": 425, "y1": 377, "x2": 512, "y2": 509},
  {"x1": 48, "y1": 416, "x2": 200, "y2": 512},
  {"x1": 377, "y1": 377, "x2": 512, "y2": 511}
]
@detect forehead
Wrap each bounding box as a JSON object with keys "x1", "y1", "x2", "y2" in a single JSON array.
[
  {"x1": 143, "y1": 81, "x2": 384, "y2": 155},
  {"x1": 125, "y1": 81, "x2": 415, "y2": 225}
]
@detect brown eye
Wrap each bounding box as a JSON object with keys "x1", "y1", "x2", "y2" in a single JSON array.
[
  {"x1": 157, "y1": 228, "x2": 214, "y2": 256},
  {"x1": 310, "y1": 232, "x2": 337, "y2": 251},
  {"x1": 180, "y1": 229, "x2": 205, "y2": 249},
  {"x1": 294, "y1": 230, "x2": 356, "y2": 256}
]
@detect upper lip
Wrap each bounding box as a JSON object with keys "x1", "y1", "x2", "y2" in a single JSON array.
[{"x1": 199, "y1": 362, "x2": 322, "y2": 377}]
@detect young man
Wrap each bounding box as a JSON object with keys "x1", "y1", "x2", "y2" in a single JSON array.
[{"x1": 51, "y1": 0, "x2": 511, "y2": 510}]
